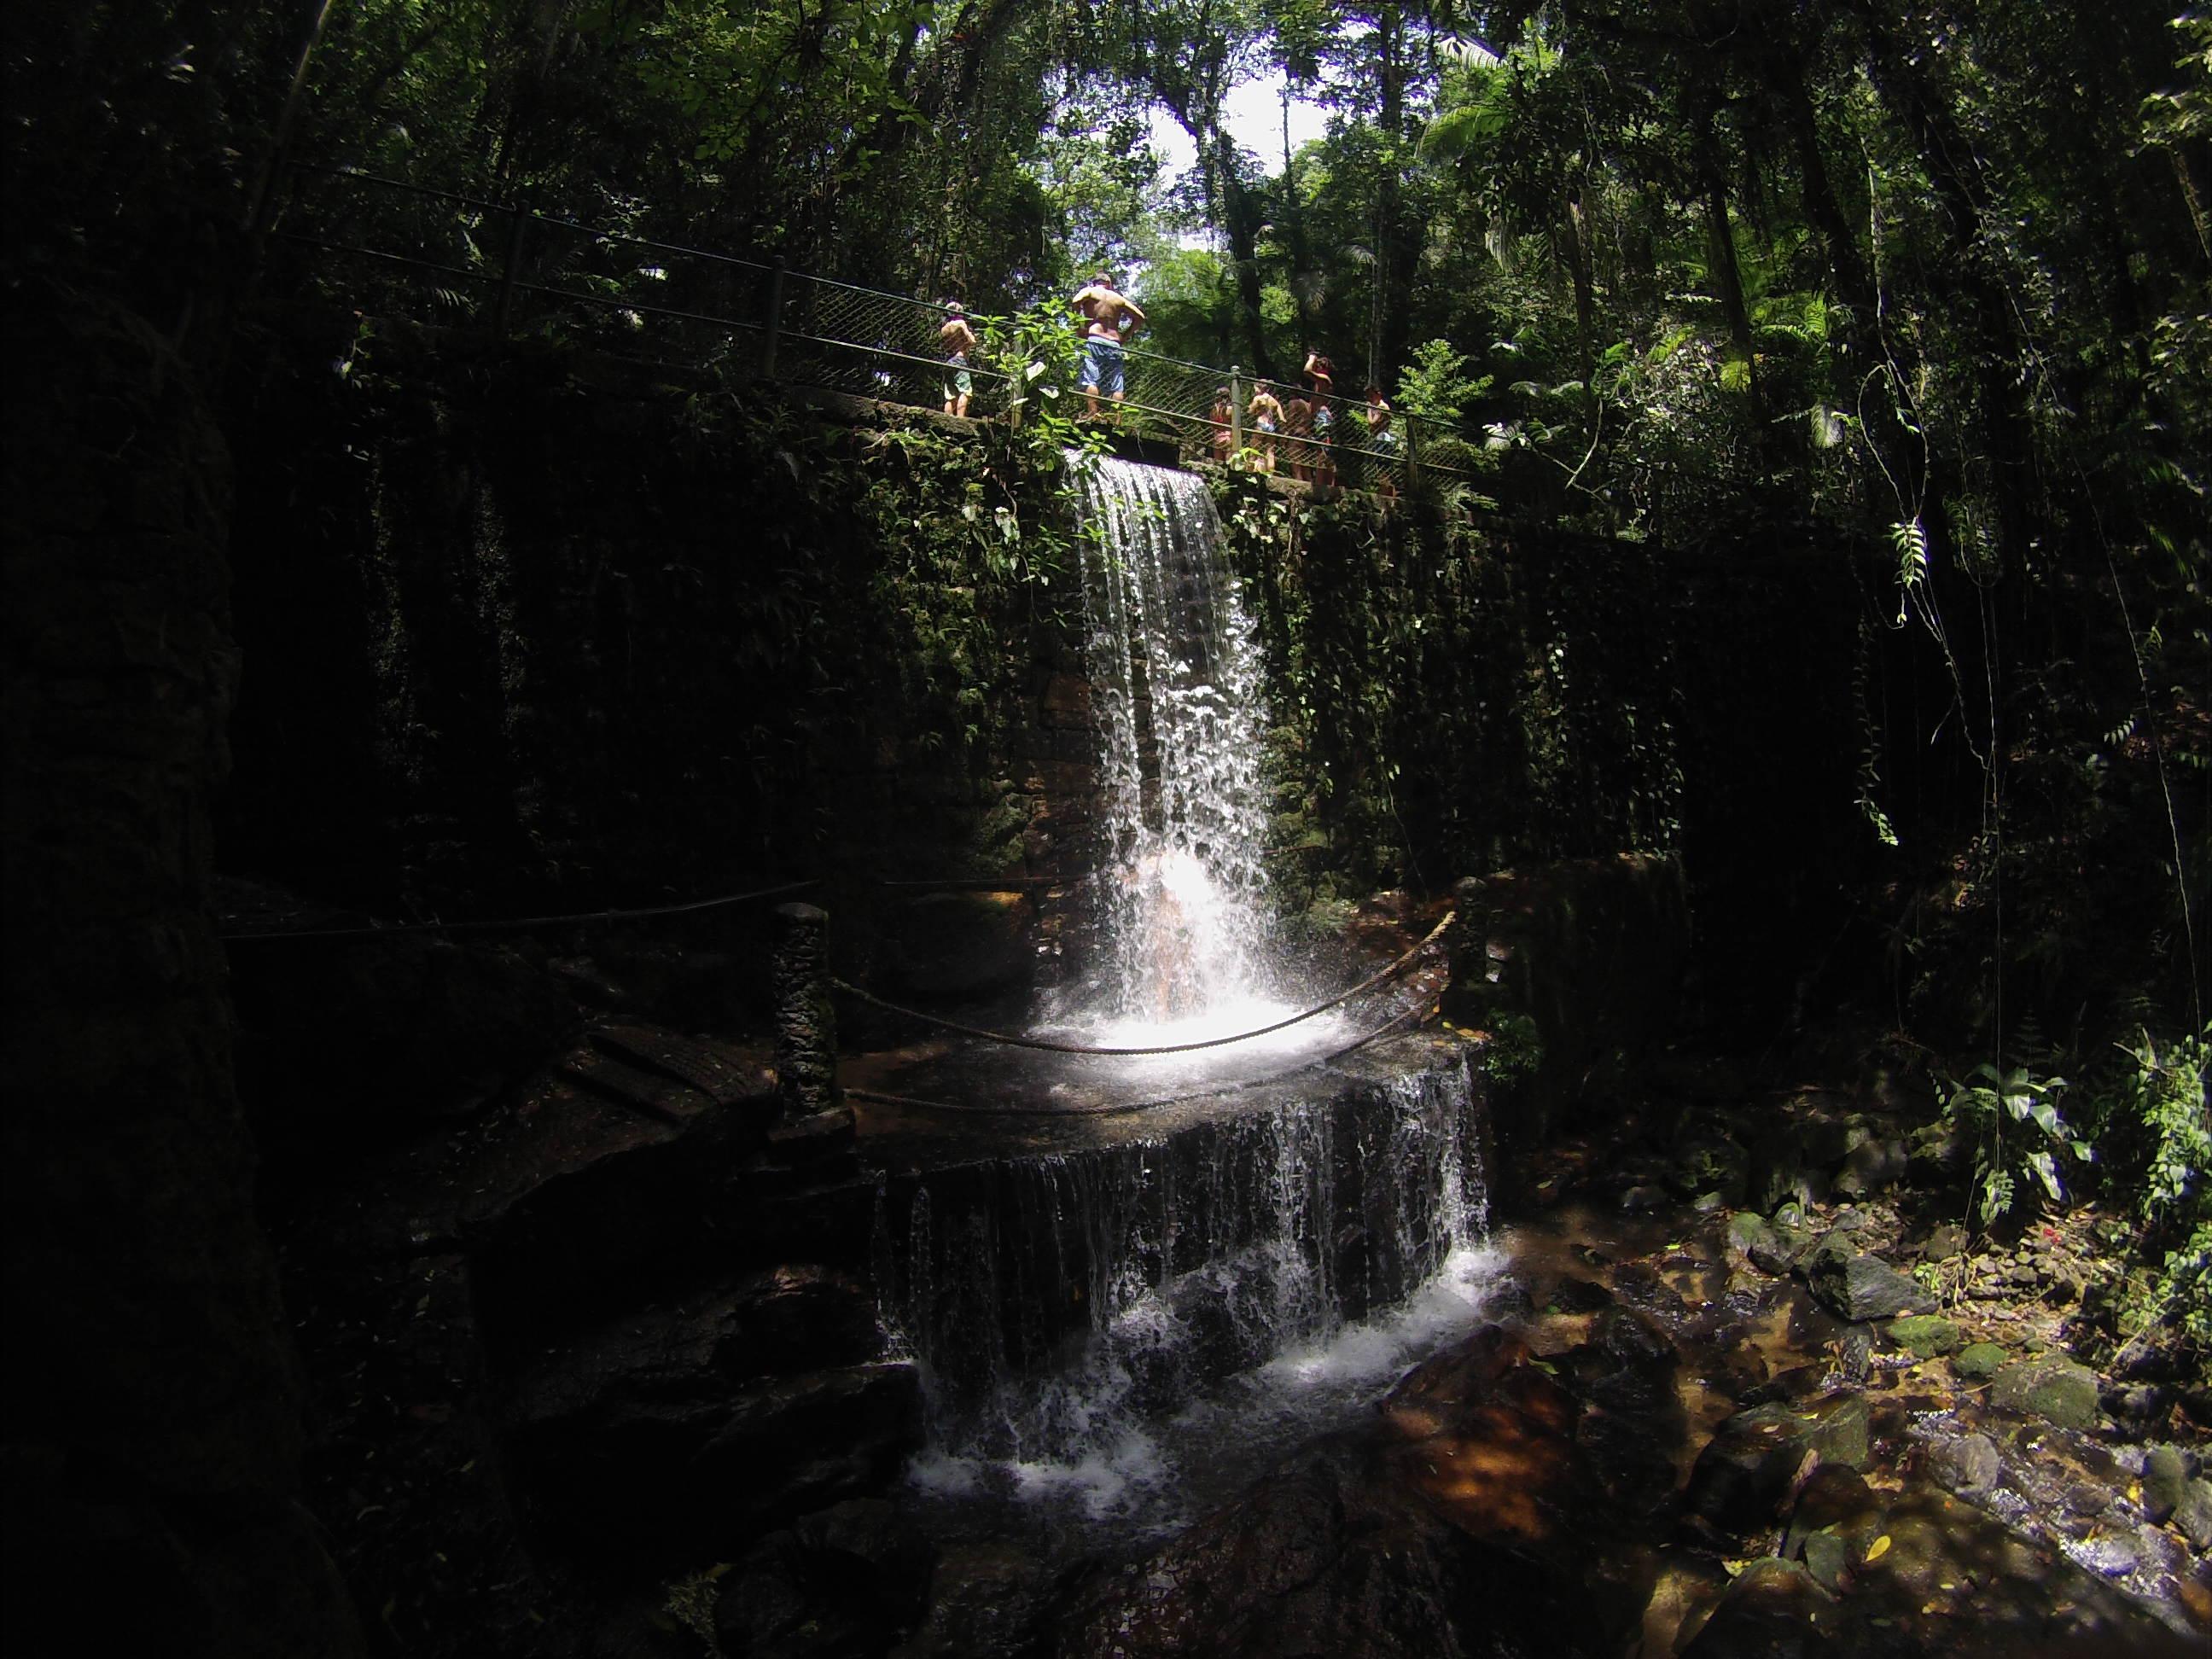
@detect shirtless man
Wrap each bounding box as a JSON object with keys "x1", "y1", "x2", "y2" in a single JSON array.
[
  {"x1": 1072, "y1": 271, "x2": 1146, "y2": 421},
  {"x1": 938, "y1": 301, "x2": 977, "y2": 417}
]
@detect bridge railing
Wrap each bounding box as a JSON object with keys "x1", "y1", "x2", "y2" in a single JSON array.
[{"x1": 265, "y1": 164, "x2": 1481, "y2": 487}]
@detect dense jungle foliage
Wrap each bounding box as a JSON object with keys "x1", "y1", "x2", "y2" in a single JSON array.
[{"x1": 5, "y1": 0, "x2": 2206, "y2": 1342}]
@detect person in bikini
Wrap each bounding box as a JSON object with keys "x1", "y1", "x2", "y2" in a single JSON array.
[
  {"x1": 1208, "y1": 387, "x2": 1234, "y2": 463},
  {"x1": 939, "y1": 301, "x2": 976, "y2": 417},
  {"x1": 1071, "y1": 272, "x2": 1146, "y2": 421},
  {"x1": 1246, "y1": 383, "x2": 1284, "y2": 474}
]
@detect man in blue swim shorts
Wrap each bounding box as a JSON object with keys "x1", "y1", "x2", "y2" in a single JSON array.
[{"x1": 1072, "y1": 271, "x2": 1146, "y2": 421}]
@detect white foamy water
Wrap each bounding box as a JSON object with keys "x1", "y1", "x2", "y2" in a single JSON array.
[
  {"x1": 885, "y1": 1057, "x2": 1495, "y2": 1541},
  {"x1": 1057, "y1": 456, "x2": 1278, "y2": 1028},
  {"x1": 906, "y1": 1237, "x2": 1508, "y2": 1538}
]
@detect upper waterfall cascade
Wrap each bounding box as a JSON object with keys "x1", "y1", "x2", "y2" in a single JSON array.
[{"x1": 1057, "y1": 455, "x2": 1279, "y2": 1037}]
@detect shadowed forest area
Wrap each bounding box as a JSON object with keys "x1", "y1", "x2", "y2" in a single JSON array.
[{"x1": 3, "y1": 3, "x2": 2209, "y2": 1656}]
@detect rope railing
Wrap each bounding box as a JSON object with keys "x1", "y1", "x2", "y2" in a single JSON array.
[
  {"x1": 265, "y1": 162, "x2": 1476, "y2": 486},
  {"x1": 830, "y1": 911, "x2": 1454, "y2": 1057}
]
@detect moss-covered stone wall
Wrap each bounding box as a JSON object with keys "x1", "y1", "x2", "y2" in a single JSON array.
[
  {"x1": 1207, "y1": 472, "x2": 1866, "y2": 1007},
  {"x1": 220, "y1": 317, "x2": 1092, "y2": 963}
]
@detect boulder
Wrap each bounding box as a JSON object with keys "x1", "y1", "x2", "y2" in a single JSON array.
[
  {"x1": 1676, "y1": 1557, "x2": 1840, "y2": 1657},
  {"x1": 1953, "y1": 1342, "x2": 2007, "y2": 1382},
  {"x1": 1832, "y1": 1136, "x2": 1909, "y2": 1199},
  {"x1": 713, "y1": 1498, "x2": 935, "y2": 1657},
  {"x1": 1725, "y1": 1211, "x2": 1777, "y2": 1266},
  {"x1": 1924, "y1": 1432, "x2": 2001, "y2": 1499},
  {"x1": 2140, "y1": 1443, "x2": 2188, "y2": 1525},
  {"x1": 1804, "y1": 1252, "x2": 1936, "y2": 1322},
  {"x1": 1989, "y1": 1355, "x2": 2099, "y2": 1431},
  {"x1": 1686, "y1": 1406, "x2": 1817, "y2": 1532},
  {"x1": 505, "y1": 1266, "x2": 885, "y2": 1423},
  {"x1": 2176, "y1": 1478, "x2": 2212, "y2": 1551},
  {"x1": 1886, "y1": 1315, "x2": 1961, "y2": 1359},
  {"x1": 1687, "y1": 1394, "x2": 1876, "y2": 1534},
  {"x1": 509, "y1": 1361, "x2": 921, "y2": 1560}
]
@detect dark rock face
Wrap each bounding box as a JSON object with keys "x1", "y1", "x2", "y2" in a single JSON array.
[
  {"x1": 1442, "y1": 854, "x2": 1691, "y2": 1143},
  {"x1": 224, "y1": 911, "x2": 579, "y2": 1150},
  {"x1": 878, "y1": 889, "x2": 1038, "y2": 998},
  {"x1": 1, "y1": 293, "x2": 364, "y2": 1653}
]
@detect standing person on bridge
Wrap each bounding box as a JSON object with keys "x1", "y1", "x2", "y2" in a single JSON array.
[
  {"x1": 1072, "y1": 272, "x2": 1145, "y2": 422},
  {"x1": 939, "y1": 301, "x2": 977, "y2": 417},
  {"x1": 1246, "y1": 383, "x2": 1284, "y2": 474}
]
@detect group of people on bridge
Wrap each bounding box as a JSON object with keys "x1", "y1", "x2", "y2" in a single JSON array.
[{"x1": 932, "y1": 273, "x2": 1402, "y2": 489}]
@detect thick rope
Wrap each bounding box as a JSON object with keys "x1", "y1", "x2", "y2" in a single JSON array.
[
  {"x1": 833, "y1": 911, "x2": 1454, "y2": 1057},
  {"x1": 218, "y1": 877, "x2": 822, "y2": 943},
  {"x1": 845, "y1": 972, "x2": 1445, "y2": 1119}
]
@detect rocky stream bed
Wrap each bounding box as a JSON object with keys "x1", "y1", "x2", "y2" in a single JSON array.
[{"x1": 242, "y1": 883, "x2": 2209, "y2": 1659}]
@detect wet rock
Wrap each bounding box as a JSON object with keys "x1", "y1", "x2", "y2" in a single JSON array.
[
  {"x1": 2141, "y1": 1444, "x2": 2189, "y2": 1524},
  {"x1": 715, "y1": 1498, "x2": 934, "y2": 1657},
  {"x1": 1740, "y1": 1364, "x2": 1828, "y2": 1407},
  {"x1": 1053, "y1": 1432, "x2": 1611, "y2": 1659},
  {"x1": 1675, "y1": 1557, "x2": 1839, "y2": 1657},
  {"x1": 1807, "y1": 1395, "x2": 1871, "y2": 1470},
  {"x1": 1686, "y1": 1406, "x2": 1819, "y2": 1531},
  {"x1": 2071, "y1": 1532, "x2": 2140, "y2": 1578},
  {"x1": 1805, "y1": 1251, "x2": 1936, "y2": 1322},
  {"x1": 896, "y1": 1541, "x2": 1064, "y2": 1659},
  {"x1": 1952, "y1": 1342, "x2": 2006, "y2": 1382},
  {"x1": 1726, "y1": 1211, "x2": 1778, "y2": 1265},
  {"x1": 510, "y1": 1360, "x2": 921, "y2": 1559},
  {"x1": 1837, "y1": 1328, "x2": 1872, "y2": 1385},
  {"x1": 506, "y1": 1266, "x2": 885, "y2": 1423},
  {"x1": 2101, "y1": 1382, "x2": 2171, "y2": 1440},
  {"x1": 1886, "y1": 1315, "x2": 1961, "y2": 1359},
  {"x1": 1800, "y1": 1529, "x2": 1848, "y2": 1592},
  {"x1": 1750, "y1": 1227, "x2": 1812, "y2": 1279},
  {"x1": 1545, "y1": 1277, "x2": 1614, "y2": 1315},
  {"x1": 2176, "y1": 1478, "x2": 2212, "y2": 1551},
  {"x1": 1669, "y1": 1134, "x2": 1748, "y2": 1202},
  {"x1": 1925, "y1": 1432, "x2": 2001, "y2": 1499},
  {"x1": 1781, "y1": 1464, "x2": 1877, "y2": 1560},
  {"x1": 1989, "y1": 1354, "x2": 2099, "y2": 1430},
  {"x1": 1620, "y1": 1183, "x2": 1668, "y2": 1213},
  {"x1": 2063, "y1": 1481, "x2": 2110, "y2": 1516}
]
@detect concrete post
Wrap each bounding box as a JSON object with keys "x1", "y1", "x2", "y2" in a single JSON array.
[
  {"x1": 1229, "y1": 364, "x2": 1245, "y2": 460},
  {"x1": 771, "y1": 901, "x2": 835, "y2": 1118}
]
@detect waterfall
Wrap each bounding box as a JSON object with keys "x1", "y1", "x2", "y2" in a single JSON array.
[
  {"x1": 883, "y1": 1048, "x2": 1498, "y2": 1532},
  {"x1": 1062, "y1": 455, "x2": 1277, "y2": 1028},
  {"x1": 873, "y1": 456, "x2": 1498, "y2": 1536}
]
